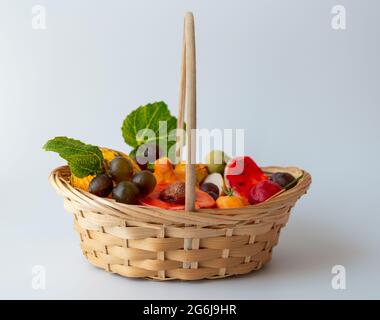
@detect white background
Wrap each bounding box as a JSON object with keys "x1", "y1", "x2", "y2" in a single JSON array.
[{"x1": 0, "y1": 0, "x2": 379, "y2": 299}]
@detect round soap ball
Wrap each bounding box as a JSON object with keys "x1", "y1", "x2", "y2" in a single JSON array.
[
  {"x1": 112, "y1": 181, "x2": 140, "y2": 204},
  {"x1": 132, "y1": 170, "x2": 157, "y2": 195}
]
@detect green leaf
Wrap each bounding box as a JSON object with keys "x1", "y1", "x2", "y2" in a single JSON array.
[
  {"x1": 121, "y1": 101, "x2": 181, "y2": 154},
  {"x1": 43, "y1": 137, "x2": 104, "y2": 178}
]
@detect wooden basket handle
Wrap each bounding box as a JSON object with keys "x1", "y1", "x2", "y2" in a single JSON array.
[{"x1": 176, "y1": 12, "x2": 197, "y2": 212}]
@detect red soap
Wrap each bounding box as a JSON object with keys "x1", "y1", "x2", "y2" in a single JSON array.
[
  {"x1": 248, "y1": 180, "x2": 282, "y2": 205},
  {"x1": 225, "y1": 156, "x2": 268, "y2": 199}
]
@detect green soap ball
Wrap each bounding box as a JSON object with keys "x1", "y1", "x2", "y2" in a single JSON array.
[
  {"x1": 207, "y1": 163, "x2": 226, "y2": 174},
  {"x1": 205, "y1": 150, "x2": 229, "y2": 174}
]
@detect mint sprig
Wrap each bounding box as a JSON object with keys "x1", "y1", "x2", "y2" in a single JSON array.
[
  {"x1": 43, "y1": 137, "x2": 104, "y2": 178},
  {"x1": 121, "y1": 101, "x2": 181, "y2": 157}
]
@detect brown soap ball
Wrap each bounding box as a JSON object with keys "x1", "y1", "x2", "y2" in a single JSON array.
[
  {"x1": 159, "y1": 182, "x2": 186, "y2": 204},
  {"x1": 89, "y1": 174, "x2": 113, "y2": 197}
]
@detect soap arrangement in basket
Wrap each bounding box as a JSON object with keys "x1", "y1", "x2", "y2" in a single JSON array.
[
  {"x1": 45, "y1": 114, "x2": 303, "y2": 209},
  {"x1": 45, "y1": 13, "x2": 311, "y2": 280}
]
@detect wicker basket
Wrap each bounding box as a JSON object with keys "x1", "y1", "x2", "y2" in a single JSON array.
[{"x1": 49, "y1": 13, "x2": 311, "y2": 281}]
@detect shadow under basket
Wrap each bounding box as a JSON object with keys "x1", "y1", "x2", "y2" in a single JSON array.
[{"x1": 49, "y1": 165, "x2": 311, "y2": 281}]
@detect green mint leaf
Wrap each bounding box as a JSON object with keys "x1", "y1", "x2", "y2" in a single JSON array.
[
  {"x1": 43, "y1": 137, "x2": 104, "y2": 178},
  {"x1": 121, "y1": 101, "x2": 181, "y2": 154}
]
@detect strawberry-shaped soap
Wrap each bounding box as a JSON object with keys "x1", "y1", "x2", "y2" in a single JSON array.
[
  {"x1": 248, "y1": 180, "x2": 282, "y2": 205},
  {"x1": 224, "y1": 156, "x2": 268, "y2": 199}
]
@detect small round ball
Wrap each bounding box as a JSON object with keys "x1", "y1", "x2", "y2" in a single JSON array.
[
  {"x1": 205, "y1": 150, "x2": 229, "y2": 174},
  {"x1": 132, "y1": 170, "x2": 157, "y2": 195},
  {"x1": 89, "y1": 174, "x2": 113, "y2": 197},
  {"x1": 112, "y1": 181, "x2": 140, "y2": 204},
  {"x1": 109, "y1": 156, "x2": 134, "y2": 182},
  {"x1": 270, "y1": 172, "x2": 296, "y2": 189}
]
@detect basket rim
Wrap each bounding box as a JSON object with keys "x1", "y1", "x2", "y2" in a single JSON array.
[{"x1": 49, "y1": 165, "x2": 311, "y2": 227}]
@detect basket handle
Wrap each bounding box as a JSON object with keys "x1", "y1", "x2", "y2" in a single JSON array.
[{"x1": 176, "y1": 12, "x2": 197, "y2": 212}]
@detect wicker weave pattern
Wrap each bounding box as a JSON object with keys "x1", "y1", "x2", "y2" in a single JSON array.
[{"x1": 50, "y1": 166, "x2": 311, "y2": 280}]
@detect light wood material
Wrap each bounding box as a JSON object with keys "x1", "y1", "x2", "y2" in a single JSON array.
[
  {"x1": 182, "y1": 12, "x2": 197, "y2": 213},
  {"x1": 175, "y1": 22, "x2": 186, "y2": 162},
  {"x1": 48, "y1": 12, "x2": 312, "y2": 281},
  {"x1": 177, "y1": 13, "x2": 197, "y2": 268},
  {"x1": 50, "y1": 165, "x2": 311, "y2": 280}
]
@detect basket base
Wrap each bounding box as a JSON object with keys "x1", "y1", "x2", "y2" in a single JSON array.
[
  {"x1": 75, "y1": 215, "x2": 279, "y2": 281},
  {"x1": 81, "y1": 246, "x2": 273, "y2": 281}
]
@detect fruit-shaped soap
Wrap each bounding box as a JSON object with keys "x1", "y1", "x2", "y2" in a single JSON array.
[
  {"x1": 112, "y1": 181, "x2": 140, "y2": 204},
  {"x1": 200, "y1": 183, "x2": 219, "y2": 200},
  {"x1": 216, "y1": 194, "x2": 247, "y2": 209},
  {"x1": 109, "y1": 156, "x2": 134, "y2": 182},
  {"x1": 174, "y1": 161, "x2": 209, "y2": 184},
  {"x1": 202, "y1": 173, "x2": 224, "y2": 196},
  {"x1": 224, "y1": 156, "x2": 267, "y2": 199},
  {"x1": 205, "y1": 150, "x2": 229, "y2": 174},
  {"x1": 153, "y1": 157, "x2": 179, "y2": 184},
  {"x1": 159, "y1": 182, "x2": 186, "y2": 204},
  {"x1": 101, "y1": 147, "x2": 141, "y2": 172},
  {"x1": 132, "y1": 170, "x2": 157, "y2": 195},
  {"x1": 89, "y1": 174, "x2": 113, "y2": 197},
  {"x1": 140, "y1": 183, "x2": 215, "y2": 210},
  {"x1": 270, "y1": 172, "x2": 296, "y2": 189},
  {"x1": 71, "y1": 147, "x2": 140, "y2": 192},
  {"x1": 248, "y1": 180, "x2": 282, "y2": 205}
]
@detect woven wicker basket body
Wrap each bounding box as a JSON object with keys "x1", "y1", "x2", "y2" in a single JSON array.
[
  {"x1": 50, "y1": 166, "x2": 311, "y2": 280},
  {"x1": 49, "y1": 13, "x2": 311, "y2": 280}
]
